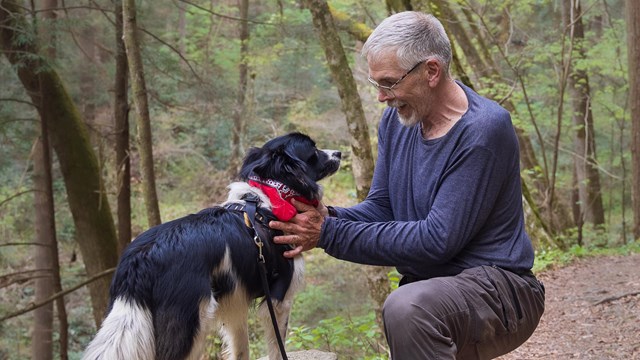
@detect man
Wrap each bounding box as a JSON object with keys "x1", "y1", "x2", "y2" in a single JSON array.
[{"x1": 269, "y1": 11, "x2": 545, "y2": 359}]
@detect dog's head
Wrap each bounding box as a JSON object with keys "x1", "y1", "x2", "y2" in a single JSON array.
[{"x1": 239, "y1": 132, "x2": 341, "y2": 201}]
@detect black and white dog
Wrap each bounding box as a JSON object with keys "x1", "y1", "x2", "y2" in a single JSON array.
[{"x1": 82, "y1": 132, "x2": 341, "y2": 360}]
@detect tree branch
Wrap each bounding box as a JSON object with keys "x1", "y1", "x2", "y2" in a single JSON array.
[
  {"x1": 593, "y1": 291, "x2": 640, "y2": 306},
  {"x1": 0, "y1": 242, "x2": 50, "y2": 247},
  {"x1": 178, "y1": 0, "x2": 273, "y2": 25},
  {"x1": 138, "y1": 26, "x2": 203, "y2": 84},
  {"x1": 0, "y1": 267, "x2": 116, "y2": 322},
  {"x1": 0, "y1": 268, "x2": 53, "y2": 289},
  {"x1": 0, "y1": 190, "x2": 36, "y2": 208},
  {"x1": 0, "y1": 97, "x2": 37, "y2": 107}
]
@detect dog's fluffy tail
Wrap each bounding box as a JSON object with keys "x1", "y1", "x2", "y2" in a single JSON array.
[{"x1": 82, "y1": 298, "x2": 155, "y2": 360}]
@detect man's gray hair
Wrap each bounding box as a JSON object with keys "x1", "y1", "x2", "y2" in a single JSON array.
[{"x1": 362, "y1": 11, "x2": 452, "y2": 76}]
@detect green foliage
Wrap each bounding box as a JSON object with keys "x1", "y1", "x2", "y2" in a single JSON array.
[
  {"x1": 387, "y1": 268, "x2": 401, "y2": 291},
  {"x1": 534, "y1": 240, "x2": 640, "y2": 273},
  {"x1": 288, "y1": 312, "x2": 387, "y2": 359}
]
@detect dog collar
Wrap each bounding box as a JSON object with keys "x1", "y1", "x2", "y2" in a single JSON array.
[{"x1": 248, "y1": 175, "x2": 318, "y2": 221}]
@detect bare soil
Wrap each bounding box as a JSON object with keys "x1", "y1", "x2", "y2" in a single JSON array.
[{"x1": 498, "y1": 253, "x2": 640, "y2": 360}]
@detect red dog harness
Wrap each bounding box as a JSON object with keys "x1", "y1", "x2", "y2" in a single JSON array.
[{"x1": 248, "y1": 175, "x2": 319, "y2": 221}]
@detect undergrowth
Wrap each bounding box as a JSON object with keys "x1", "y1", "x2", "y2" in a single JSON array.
[{"x1": 533, "y1": 240, "x2": 640, "y2": 273}]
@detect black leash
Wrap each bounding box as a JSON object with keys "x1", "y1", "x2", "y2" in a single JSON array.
[{"x1": 242, "y1": 196, "x2": 289, "y2": 360}]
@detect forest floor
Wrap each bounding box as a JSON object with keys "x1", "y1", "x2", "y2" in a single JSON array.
[{"x1": 498, "y1": 252, "x2": 640, "y2": 360}]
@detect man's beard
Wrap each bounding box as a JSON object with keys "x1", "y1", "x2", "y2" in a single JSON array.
[
  {"x1": 397, "y1": 112, "x2": 419, "y2": 127},
  {"x1": 390, "y1": 100, "x2": 419, "y2": 127}
]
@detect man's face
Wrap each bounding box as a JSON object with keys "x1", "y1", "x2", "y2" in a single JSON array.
[{"x1": 367, "y1": 56, "x2": 430, "y2": 127}]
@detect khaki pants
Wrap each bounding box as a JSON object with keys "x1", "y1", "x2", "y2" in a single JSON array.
[{"x1": 383, "y1": 265, "x2": 545, "y2": 359}]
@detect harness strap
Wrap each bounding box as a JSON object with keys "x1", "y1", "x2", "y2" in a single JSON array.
[{"x1": 242, "y1": 196, "x2": 289, "y2": 360}]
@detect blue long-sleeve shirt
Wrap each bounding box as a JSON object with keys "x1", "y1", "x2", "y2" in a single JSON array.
[{"x1": 318, "y1": 82, "x2": 534, "y2": 280}]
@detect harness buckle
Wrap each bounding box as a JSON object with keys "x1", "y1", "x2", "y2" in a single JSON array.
[{"x1": 243, "y1": 212, "x2": 252, "y2": 228}]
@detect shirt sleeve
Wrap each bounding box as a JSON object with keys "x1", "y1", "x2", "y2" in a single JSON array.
[
  {"x1": 318, "y1": 144, "x2": 505, "y2": 267},
  {"x1": 331, "y1": 109, "x2": 395, "y2": 223}
]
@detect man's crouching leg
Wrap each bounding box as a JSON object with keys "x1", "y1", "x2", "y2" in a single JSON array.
[{"x1": 382, "y1": 266, "x2": 545, "y2": 360}]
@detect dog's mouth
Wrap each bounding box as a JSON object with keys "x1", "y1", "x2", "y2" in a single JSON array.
[
  {"x1": 315, "y1": 161, "x2": 341, "y2": 181},
  {"x1": 315, "y1": 150, "x2": 341, "y2": 181}
]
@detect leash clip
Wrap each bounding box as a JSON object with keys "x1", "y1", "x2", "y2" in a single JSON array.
[
  {"x1": 242, "y1": 195, "x2": 265, "y2": 263},
  {"x1": 254, "y1": 233, "x2": 265, "y2": 263}
]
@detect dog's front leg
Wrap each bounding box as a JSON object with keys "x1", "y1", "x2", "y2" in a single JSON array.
[{"x1": 259, "y1": 298, "x2": 293, "y2": 360}]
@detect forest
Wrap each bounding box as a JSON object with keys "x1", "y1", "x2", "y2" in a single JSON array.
[{"x1": 1, "y1": 0, "x2": 639, "y2": 359}]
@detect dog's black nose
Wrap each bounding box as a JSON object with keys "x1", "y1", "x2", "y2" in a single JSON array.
[{"x1": 334, "y1": 151, "x2": 342, "y2": 159}]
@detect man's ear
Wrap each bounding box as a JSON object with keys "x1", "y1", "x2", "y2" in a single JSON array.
[{"x1": 425, "y1": 58, "x2": 443, "y2": 87}]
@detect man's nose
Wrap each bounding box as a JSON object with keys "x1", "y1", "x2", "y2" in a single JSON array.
[{"x1": 377, "y1": 89, "x2": 395, "y2": 102}]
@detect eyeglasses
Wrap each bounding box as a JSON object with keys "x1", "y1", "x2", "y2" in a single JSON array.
[{"x1": 367, "y1": 60, "x2": 424, "y2": 97}]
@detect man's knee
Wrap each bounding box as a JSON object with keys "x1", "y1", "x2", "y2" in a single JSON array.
[
  {"x1": 383, "y1": 282, "x2": 427, "y2": 325},
  {"x1": 382, "y1": 279, "x2": 461, "y2": 329},
  {"x1": 382, "y1": 287, "x2": 411, "y2": 328},
  {"x1": 382, "y1": 280, "x2": 465, "y2": 358}
]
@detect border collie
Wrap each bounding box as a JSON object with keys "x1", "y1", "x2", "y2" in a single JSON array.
[{"x1": 82, "y1": 132, "x2": 341, "y2": 360}]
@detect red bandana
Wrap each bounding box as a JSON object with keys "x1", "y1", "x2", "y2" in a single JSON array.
[{"x1": 248, "y1": 175, "x2": 319, "y2": 221}]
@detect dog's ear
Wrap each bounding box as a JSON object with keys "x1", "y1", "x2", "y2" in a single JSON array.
[
  {"x1": 238, "y1": 144, "x2": 294, "y2": 181},
  {"x1": 273, "y1": 151, "x2": 319, "y2": 199}
]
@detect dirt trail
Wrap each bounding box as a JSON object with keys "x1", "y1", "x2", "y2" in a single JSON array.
[{"x1": 498, "y1": 253, "x2": 640, "y2": 360}]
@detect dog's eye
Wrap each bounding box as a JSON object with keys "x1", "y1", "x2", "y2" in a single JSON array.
[{"x1": 307, "y1": 152, "x2": 319, "y2": 163}]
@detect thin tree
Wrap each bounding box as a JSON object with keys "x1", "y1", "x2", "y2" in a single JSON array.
[
  {"x1": 32, "y1": 130, "x2": 56, "y2": 360},
  {"x1": 31, "y1": 2, "x2": 55, "y2": 358},
  {"x1": 627, "y1": 0, "x2": 640, "y2": 241},
  {"x1": 31, "y1": 1, "x2": 69, "y2": 358},
  {"x1": 114, "y1": 0, "x2": 131, "y2": 254},
  {"x1": 33, "y1": 109, "x2": 69, "y2": 360},
  {"x1": 303, "y1": 0, "x2": 374, "y2": 201},
  {"x1": 229, "y1": 0, "x2": 250, "y2": 175},
  {"x1": 302, "y1": 0, "x2": 389, "y2": 335},
  {"x1": 563, "y1": 0, "x2": 605, "y2": 235},
  {"x1": 123, "y1": 0, "x2": 162, "y2": 226}
]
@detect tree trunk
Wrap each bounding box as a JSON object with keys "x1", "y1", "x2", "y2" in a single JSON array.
[
  {"x1": 122, "y1": 0, "x2": 162, "y2": 227},
  {"x1": 626, "y1": 0, "x2": 640, "y2": 241},
  {"x1": 32, "y1": 1, "x2": 69, "y2": 357},
  {"x1": 37, "y1": 1, "x2": 70, "y2": 356},
  {"x1": 328, "y1": 6, "x2": 371, "y2": 43},
  {"x1": 229, "y1": 0, "x2": 249, "y2": 175},
  {"x1": 431, "y1": 1, "x2": 490, "y2": 87},
  {"x1": 31, "y1": 1, "x2": 55, "y2": 358},
  {"x1": 32, "y1": 139, "x2": 55, "y2": 360},
  {"x1": 303, "y1": 0, "x2": 374, "y2": 201},
  {"x1": 114, "y1": 0, "x2": 132, "y2": 254},
  {"x1": 563, "y1": 0, "x2": 605, "y2": 228},
  {"x1": 302, "y1": 0, "x2": 389, "y2": 331},
  {"x1": 385, "y1": 0, "x2": 412, "y2": 14},
  {"x1": 33, "y1": 110, "x2": 69, "y2": 360},
  {"x1": 1, "y1": 0, "x2": 118, "y2": 325}
]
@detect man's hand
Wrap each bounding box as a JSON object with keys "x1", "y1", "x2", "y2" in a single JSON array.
[{"x1": 270, "y1": 199, "x2": 325, "y2": 258}]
